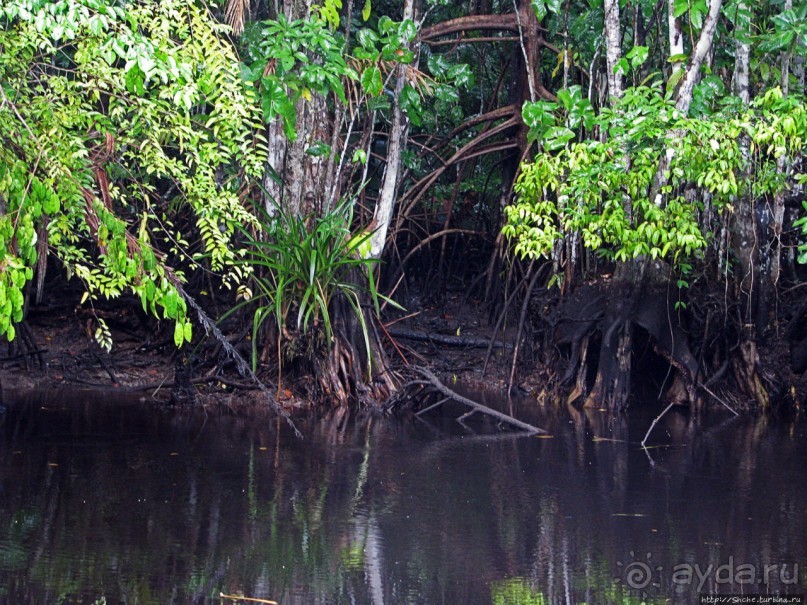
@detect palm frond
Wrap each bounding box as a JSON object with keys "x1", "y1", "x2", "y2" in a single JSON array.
[{"x1": 224, "y1": 0, "x2": 250, "y2": 36}]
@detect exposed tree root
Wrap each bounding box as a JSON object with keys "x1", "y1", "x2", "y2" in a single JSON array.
[{"x1": 309, "y1": 295, "x2": 399, "y2": 407}]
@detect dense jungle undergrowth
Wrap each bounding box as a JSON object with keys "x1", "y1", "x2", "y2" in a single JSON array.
[{"x1": 1, "y1": 0, "x2": 806, "y2": 420}]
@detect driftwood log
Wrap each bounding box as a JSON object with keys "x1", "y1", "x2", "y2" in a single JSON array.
[
  {"x1": 386, "y1": 328, "x2": 510, "y2": 349},
  {"x1": 396, "y1": 367, "x2": 547, "y2": 434}
]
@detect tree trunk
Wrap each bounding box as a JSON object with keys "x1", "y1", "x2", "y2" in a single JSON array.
[
  {"x1": 668, "y1": 0, "x2": 685, "y2": 79},
  {"x1": 603, "y1": 0, "x2": 623, "y2": 101},
  {"x1": 583, "y1": 0, "x2": 723, "y2": 412},
  {"x1": 674, "y1": 0, "x2": 723, "y2": 112},
  {"x1": 258, "y1": 0, "x2": 397, "y2": 406},
  {"x1": 262, "y1": 0, "x2": 338, "y2": 217},
  {"x1": 584, "y1": 262, "x2": 645, "y2": 410},
  {"x1": 731, "y1": 1, "x2": 750, "y2": 104},
  {"x1": 781, "y1": 0, "x2": 793, "y2": 97},
  {"x1": 794, "y1": 55, "x2": 805, "y2": 92},
  {"x1": 582, "y1": 0, "x2": 631, "y2": 411},
  {"x1": 370, "y1": 0, "x2": 416, "y2": 259},
  {"x1": 727, "y1": 2, "x2": 771, "y2": 409},
  {"x1": 768, "y1": 0, "x2": 794, "y2": 331}
]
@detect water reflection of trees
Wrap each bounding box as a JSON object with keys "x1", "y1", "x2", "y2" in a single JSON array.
[{"x1": 0, "y1": 392, "x2": 804, "y2": 604}]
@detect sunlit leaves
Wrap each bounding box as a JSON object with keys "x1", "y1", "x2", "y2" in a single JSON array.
[
  {"x1": 0, "y1": 0, "x2": 266, "y2": 347},
  {"x1": 315, "y1": 0, "x2": 342, "y2": 29},
  {"x1": 360, "y1": 65, "x2": 383, "y2": 96},
  {"x1": 506, "y1": 86, "x2": 807, "y2": 269}
]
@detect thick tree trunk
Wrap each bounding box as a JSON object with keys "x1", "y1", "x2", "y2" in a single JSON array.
[
  {"x1": 258, "y1": 0, "x2": 397, "y2": 406},
  {"x1": 584, "y1": 262, "x2": 643, "y2": 410},
  {"x1": 263, "y1": 0, "x2": 338, "y2": 217},
  {"x1": 727, "y1": 2, "x2": 771, "y2": 409}
]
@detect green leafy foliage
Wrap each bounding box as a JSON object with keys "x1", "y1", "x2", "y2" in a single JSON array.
[
  {"x1": 505, "y1": 85, "x2": 807, "y2": 268},
  {"x1": 531, "y1": 0, "x2": 562, "y2": 21},
  {"x1": 314, "y1": 0, "x2": 343, "y2": 30},
  {"x1": 0, "y1": 0, "x2": 267, "y2": 346},
  {"x1": 522, "y1": 85, "x2": 595, "y2": 148},
  {"x1": 758, "y1": 3, "x2": 807, "y2": 54},
  {"x1": 673, "y1": 0, "x2": 709, "y2": 29},
  {"x1": 242, "y1": 15, "x2": 356, "y2": 139}
]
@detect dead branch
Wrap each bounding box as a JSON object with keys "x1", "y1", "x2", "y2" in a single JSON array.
[
  {"x1": 420, "y1": 13, "x2": 520, "y2": 40},
  {"x1": 172, "y1": 282, "x2": 301, "y2": 438},
  {"x1": 219, "y1": 594, "x2": 278, "y2": 605},
  {"x1": 411, "y1": 367, "x2": 547, "y2": 434},
  {"x1": 386, "y1": 327, "x2": 510, "y2": 349}
]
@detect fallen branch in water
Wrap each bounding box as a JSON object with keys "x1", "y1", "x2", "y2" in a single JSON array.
[
  {"x1": 173, "y1": 282, "x2": 302, "y2": 439},
  {"x1": 405, "y1": 367, "x2": 547, "y2": 434}
]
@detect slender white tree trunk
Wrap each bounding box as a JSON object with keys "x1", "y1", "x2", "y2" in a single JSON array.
[
  {"x1": 674, "y1": 0, "x2": 723, "y2": 112},
  {"x1": 732, "y1": 2, "x2": 751, "y2": 104},
  {"x1": 652, "y1": 0, "x2": 723, "y2": 207},
  {"x1": 781, "y1": 0, "x2": 793, "y2": 96},
  {"x1": 369, "y1": 0, "x2": 416, "y2": 258},
  {"x1": 603, "y1": 0, "x2": 623, "y2": 101},
  {"x1": 668, "y1": 0, "x2": 685, "y2": 78}
]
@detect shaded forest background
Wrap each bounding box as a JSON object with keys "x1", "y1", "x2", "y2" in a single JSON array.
[{"x1": 0, "y1": 0, "x2": 805, "y2": 413}]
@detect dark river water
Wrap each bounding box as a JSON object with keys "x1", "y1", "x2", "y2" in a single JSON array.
[{"x1": 0, "y1": 389, "x2": 805, "y2": 605}]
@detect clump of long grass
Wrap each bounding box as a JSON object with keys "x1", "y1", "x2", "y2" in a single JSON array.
[{"x1": 231, "y1": 201, "x2": 393, "y2": 385}]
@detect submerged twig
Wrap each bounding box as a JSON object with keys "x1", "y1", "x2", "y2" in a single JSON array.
[
  {"x1": 641, "y1": 401, "x2": 676, "y2": 447},
  {"x1": 701, "y1": 383, "x2": 739, "y2": 416}
]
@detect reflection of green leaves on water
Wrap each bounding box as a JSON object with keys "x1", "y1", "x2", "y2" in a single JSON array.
[
  {"x1": 0, "y1": 509, "x2": 39, "y2": 571},
  {"x1": 491, "y1": 578, "x2": 547, "y2": 605},
  {"x1": 339, "y1": 542, "x2": 365, "y2": 571},
  {"x1": 491, "y1": 575, "x2": 668, "y2": 604}
]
